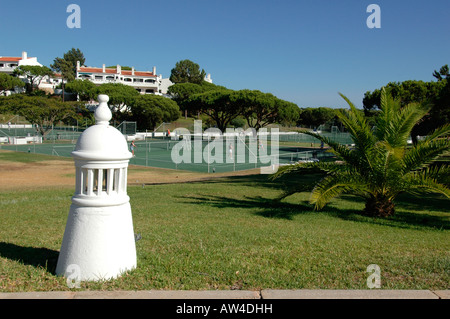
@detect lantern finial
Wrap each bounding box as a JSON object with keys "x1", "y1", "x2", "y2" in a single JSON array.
[{"x1": 95, "y1": 94, "x2": 112, "y2": 125}]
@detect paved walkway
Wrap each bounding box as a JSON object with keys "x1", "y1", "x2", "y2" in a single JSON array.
[{"x1": 0, "y1": 289, "x2": 448, "y2": 299}]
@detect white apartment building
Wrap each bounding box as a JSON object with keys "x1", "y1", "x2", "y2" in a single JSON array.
[
  {"x1": 76, "y1": 62, "x2": 161, "y2": 95},
  {"x1": 1, "y1": 51, "x2": 213, "y2": 97},
  {"x1": 0, "y1": 51, "x2": 63, "y2": 95},
  {"x1": 0, "y1": 51, "x2": 42, "y2": 73},
  {"x1": 76, "y1": 61, "x2": 213, "y2": 96}
]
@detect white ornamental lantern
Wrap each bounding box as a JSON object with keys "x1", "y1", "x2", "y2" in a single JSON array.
[{"x1": 56, "y1": 94, "x2": 137, "y2": 281}]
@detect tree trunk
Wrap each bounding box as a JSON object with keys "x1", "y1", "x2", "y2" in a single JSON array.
[{"x1": 363, "y1": 195, "x2": 395, "y2": 218}]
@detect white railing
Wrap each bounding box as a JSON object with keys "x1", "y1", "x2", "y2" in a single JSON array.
[
  {"x1": 0, "y1": 66, "x2": 17, "y2": 73},
  {"x1": 87, "y1": 78, "x2": 158, "y2": 88},
  {"x1": 121, "y1": 81, "x2": 158, "y2": 88}
]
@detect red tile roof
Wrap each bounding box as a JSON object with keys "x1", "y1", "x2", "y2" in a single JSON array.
[
  {"x1": 0, "y1": 57, "x2": 22, "y2": 62},
  {"x1": 78, "y1": 67, "x2": 156, "y2": 77},
  {"x1": 78, "y1": 67, "x2": 104, "y2": 73}
]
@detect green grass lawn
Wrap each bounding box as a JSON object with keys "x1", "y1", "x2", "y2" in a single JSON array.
[
  {"x1": 0, "y1": 157, "x2": 449, "y2": 292},
  {"x1": 0, "y1": 150, "x2": 71, "y2": 163}
]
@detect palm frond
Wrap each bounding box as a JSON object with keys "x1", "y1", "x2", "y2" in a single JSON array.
[
  {"x1": 403, "y1": 167, "x2": 450, "y2": 198},
  {"x1": 270, "y1": 160, "x2": 345, "y2": 181},
  {"x1": 388, "y1": 102, "x2": 429, "y2": 148},
  {"x1": 374, "y1": 89, "x2": 429, "y2": 149},
  {"x1": 367, "y1": 141, "x2": 401, "y2": 186},
  {"x1": 300, "y1": 130, "x2": 351, "y2": 157},
  {"x1": 270, "y1": 162, "x2": 308, "y2": 180},
  {"x1": 310, "y1": 171, "x2": 368, "y2": 210},
  {"x1": 338, "y1": 92, "x2": 369, "y2": 126},
  {"x1": 422, "y1": 123, "x2": 450, "y2": 141},
  {"x1": 299, "y1": 130, "x2": 374, "y2": 177},
  {"x1": 336, "y1": 107, "x2": 374, "y2": 150},
  {"x1": 375, "y1": 88, "x2": 401, "y2": 142},
  {"x1": 402, "y1": 135, "x2": 450, "y2": 173},
  {"x1": 337, "y1": 93, "x2": 376, "y2": 169},
  {"x1": 432, "y1": 165, "x2": 450, "y2": 186}
]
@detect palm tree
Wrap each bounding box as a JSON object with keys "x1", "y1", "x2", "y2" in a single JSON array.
[{"x1": 273, "y1": 89, "x2": 450, "y2": 218}]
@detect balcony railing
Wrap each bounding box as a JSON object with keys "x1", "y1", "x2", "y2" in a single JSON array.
[
  {"x1": 83, "y1": 77, "x2": 158, "y2": 88},
  {"x1": 0, "y1": 66, "x2": 17, "y2": 73}
]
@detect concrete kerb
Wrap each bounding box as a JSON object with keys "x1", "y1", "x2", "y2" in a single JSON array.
[
  {"x1": 260, "y1": 289, "x2": 444, "y2": 299},
  {"x1": 0, "y1": 290, "x2": 448, "y2": 299}
]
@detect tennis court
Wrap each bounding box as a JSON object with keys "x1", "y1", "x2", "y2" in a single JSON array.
[
  {"x1": 128, "y1": 137, "x2": 333, "y2": 173},
  {"x1": 0, "y1": 133, "x2": 340, "y2": 173}
]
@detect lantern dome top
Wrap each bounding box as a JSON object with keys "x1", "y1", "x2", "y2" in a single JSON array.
[{"x1": 72, "y1": 95, "x2": 131, "y2": 161}]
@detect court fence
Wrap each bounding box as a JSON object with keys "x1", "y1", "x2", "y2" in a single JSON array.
[{"x1": 1, "y1": 129, "x2": 348, "y2": 173}]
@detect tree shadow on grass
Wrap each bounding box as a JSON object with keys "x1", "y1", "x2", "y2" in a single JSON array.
[
  {"x1": 334, "y1": 193, "x2": 450, "y2": 230},
  {"x1": 181, "y1": 194, "x2": 341, "y2": 220},
  {"x1": 204, "y1": 171, "x2": 323, "y2": 190},
  {"x1": 0, "y1": 242, "x2": 59, "y2": 274},
  {"x1": 159, "y1": 170, "x2": 449, "y2": 229},
  {"x1": 181, "y1": 193, "x2": 449, "y2": 230},
  {"x1": 395, "y1": 193, "x2": 450, "y2": 214}
]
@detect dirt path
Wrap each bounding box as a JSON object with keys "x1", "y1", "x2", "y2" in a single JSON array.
[{"x1": 0, "y1": 152, "x2": 259, "y2": 191}]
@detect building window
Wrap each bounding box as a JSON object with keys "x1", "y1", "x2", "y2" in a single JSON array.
[{"x1": 95, "y1": 76, "x2": 103, "y2": 80}]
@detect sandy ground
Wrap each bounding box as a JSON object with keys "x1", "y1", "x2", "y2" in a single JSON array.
[{"x1": 0, "y1": 151, "x2": 259, "y2": 191}]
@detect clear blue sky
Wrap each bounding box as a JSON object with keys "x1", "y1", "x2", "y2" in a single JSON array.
[{"x1": 1, "y1": 0, "x2": 449, "y2": 108}]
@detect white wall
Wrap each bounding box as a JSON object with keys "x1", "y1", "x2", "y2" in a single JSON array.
[{"x1": 159, "y1": 74, "x2": 213, "y2": 95}]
